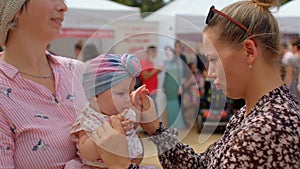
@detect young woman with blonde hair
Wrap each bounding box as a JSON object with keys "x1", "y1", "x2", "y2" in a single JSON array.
[{"x1": 92, "y1": 0, "x2": 300, "y2": 168}]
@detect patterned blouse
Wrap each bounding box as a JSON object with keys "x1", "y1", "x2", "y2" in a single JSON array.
[{"x1": 128, "y1": 85, "x2": 300, "y2": 169}]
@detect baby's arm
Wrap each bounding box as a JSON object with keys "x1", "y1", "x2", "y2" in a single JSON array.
[{"x1": 78, "y1": 130, "x2": 102, "y2": 161}]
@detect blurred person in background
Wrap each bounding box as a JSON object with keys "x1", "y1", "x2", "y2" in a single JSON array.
[
  {"x1": 286, "y1": 36, "x2": 300, "y2": 102},
  {"x1": 182, "y1": 62, "x2": 202, "y2": 126},
  {"x1": 74, "y1": 40, "x2": 83, "y2": 59},
  {"x1": 163, "y1": 45, "x2": 185, "y2": 129},
  {"x1": 139, "y1": 45, "x2": 163, "y2": 112},
  {"x1": 174, "y1": 40, "x2": 187, "y2": 109},
  {"x1": 81, "y1": 43, "x2": 99, "y2": 63},
  {"x1": 281, "y1": 41, "x2": 294, "y2": 65},
  {"x1": 280, "y1": 41, "x2": 294, "y2": 83}
]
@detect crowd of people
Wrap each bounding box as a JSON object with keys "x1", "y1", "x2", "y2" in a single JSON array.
[
  {"x1": 281, "y1": 37, "x2": 300, "y2": 102},
  {"x1": 0, "y1": 0, "x2": 299, "y2": 169}
]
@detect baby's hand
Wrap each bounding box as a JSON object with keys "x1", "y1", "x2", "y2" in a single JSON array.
[
  {"x1": 131, "y1": 85, "x2": 157, "y2": 126},
  {"x1": 109, "y1": 115, "x2": 126, "y2": 135},
  {"x1": 111, "y1": 109, "x2": 135, "y2": 135},
  {"x1": 131, "y1": 85, "x2": 150, "y2": 112}
]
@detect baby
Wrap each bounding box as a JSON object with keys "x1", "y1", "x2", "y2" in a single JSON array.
[{"x1": 70, "y1": 53, "x2": 146, "y2": 169}]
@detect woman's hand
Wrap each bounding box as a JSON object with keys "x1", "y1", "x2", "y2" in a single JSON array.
[{"x1": 91, "y1": 116, "x2": 132, "y2": 168}]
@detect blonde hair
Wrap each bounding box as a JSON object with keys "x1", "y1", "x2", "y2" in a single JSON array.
[{"x1": 204, "y1": 0, "x2": 281, "y2": 60}]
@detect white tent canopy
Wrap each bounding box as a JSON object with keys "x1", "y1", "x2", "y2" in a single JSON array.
[
  {"x1": 145, "y1": 0, "x2": 240, "y2": 35},
  {"x1": 275, "y1": 0, "x2": 300, "y2": 34},
  {"x1": 51, "y1": 0, "x2": 142, "y2": 58},
  {"x1": 144, "y1": 0, "x2": 241, "y2": 53},
  {"x1": 63, "y1": 0, "x2": 141, "y2": 29}
]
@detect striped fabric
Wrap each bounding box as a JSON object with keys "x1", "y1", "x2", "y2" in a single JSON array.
[
  {"x1": 0, "y1": 54, "x2": 88, "y2": 168},
  {"x1": 83, "y1": 53, "x2": 142, "y2": 99}
]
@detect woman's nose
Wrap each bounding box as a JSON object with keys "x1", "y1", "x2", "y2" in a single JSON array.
[
  {"x1": 56, "y1": 0, "x2": 68, "y2": 12},
  {"x1": 207, "y1": 72, "x2": 217, "y2": 80},
  {"x1": 207, "y1": 66, "x2": 217, "y2": 79}
]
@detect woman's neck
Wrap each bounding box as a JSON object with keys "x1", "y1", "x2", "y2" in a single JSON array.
[
  {"x1": 294, "y1": 51, "x2": 300, "y2": 57},
  {"x1": 4, "y1": 29, "x2": 50, "y2": 65},
  {"x1": 243, "y1": 65, "x2": 283, "y2": 117},
  {"x1": 3, "y1": 41, "x2": 48, "y2": 71}
]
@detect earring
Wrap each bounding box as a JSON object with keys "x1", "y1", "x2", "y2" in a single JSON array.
[
  {"x1": 11, "y1": 18, "x2": 18, "y2": 30},
  {"x1": 249, "y1": 64, "x2": 253, "y2": 69}
]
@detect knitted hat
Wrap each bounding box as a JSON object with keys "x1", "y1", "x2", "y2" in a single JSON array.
[
  {"x1": 0, "y1": 0, "x2": 26, "y2": 45},
  {"x1": 83, "y1": 53, "x2": 142, "y2": 99}
]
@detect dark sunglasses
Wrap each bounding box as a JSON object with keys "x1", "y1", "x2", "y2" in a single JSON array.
[{"x1": 206, "y1": 6, "x2": 257, "y2": 46}]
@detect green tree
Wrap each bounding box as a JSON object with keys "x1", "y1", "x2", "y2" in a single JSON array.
[
  {"x1": 282, "y1": 0, "x2": 292, "y2": 4},
  {"x1": 111, "y1": 0, "x2": 168, "y2": 17},
  {"x1": 140, "y1": 0, "x2": 165, "y2": 17},
  {"x1": 111, "y1": 0, "x2": 293, "y2": 17},
  {"x1": 111, "y1": 0, "x2": 137, "y2": 6}
]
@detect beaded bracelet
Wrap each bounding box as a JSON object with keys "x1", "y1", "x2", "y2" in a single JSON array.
[
  {"x1": 128, "y1": 163, "x2": 139, "y2": 169},
  {"x1": 153, "y1": 122, "x2": 166, "y2": 135}
]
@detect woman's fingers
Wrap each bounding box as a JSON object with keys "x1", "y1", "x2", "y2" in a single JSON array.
[
  {"x1": 91, "y1": 122, "x2": 131, "y2": 167},
  {"x1": 90, "y1": 126, "x2": 103, "y2": 144}
]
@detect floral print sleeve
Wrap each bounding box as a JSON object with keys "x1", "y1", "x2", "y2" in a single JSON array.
[
  {"x1": 146, "y1": 86, "x2": 300, "y2": 169},
  {"x1": 148, "y1": 122, "x2": 212, "y2": 169},
  {"x1": 127, "y1": 163, "x2": 139, "y2": 169}
]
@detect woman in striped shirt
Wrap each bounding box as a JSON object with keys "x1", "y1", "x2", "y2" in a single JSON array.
[{"x1": 0, "y1": 0, "x2": 90, "y2": 168}]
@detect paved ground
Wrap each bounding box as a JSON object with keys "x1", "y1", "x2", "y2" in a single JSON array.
[{"x1": 139, "y1": 123, "x2": 223, "y2": 169}]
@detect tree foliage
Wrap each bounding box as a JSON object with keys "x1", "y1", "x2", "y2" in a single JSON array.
[
  {"x1": 111, "y1": 0, "x2": 292, "y2": 17},
  {"x1": 111, "y1": 0, "x2": 170, "y2": 17},
  {"x1": 282, "y1": 0, "x2": 292, "y2": 4}
]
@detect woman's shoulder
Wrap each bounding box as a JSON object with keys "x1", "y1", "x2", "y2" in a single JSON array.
[
  {"x1": 241, "y1": 86, "x2": 299, "y2": 131},
  {"x1": 246, "y1": 89, "x2": 299, "y2": 133},
  {"x1": 50, "y1": 55, "x2": 84, "y2": 67},
  {"x1": 49, "y1": 54, "x2": 86, "y2": 75},
  {"x1": 258, "y1": 85, "x2": 299, "y2": 112}
]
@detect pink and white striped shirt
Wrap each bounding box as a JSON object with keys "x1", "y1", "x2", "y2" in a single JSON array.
[{"x1": 0, "y1": 53, "x2": 88, "y2": 169}]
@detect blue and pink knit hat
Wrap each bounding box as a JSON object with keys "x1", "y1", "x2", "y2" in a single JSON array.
[{"x1": 83, "y1": 53, "x2": 142, "y2": 99}]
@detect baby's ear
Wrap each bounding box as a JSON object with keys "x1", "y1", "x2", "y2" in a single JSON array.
[{"x1": 89, "y1": 97, "x2": 100, "y2": 112}]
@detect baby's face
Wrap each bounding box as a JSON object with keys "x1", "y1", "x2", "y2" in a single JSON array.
[{"x1": 96, "y1": 77, "x2": 135, "y2": 116}]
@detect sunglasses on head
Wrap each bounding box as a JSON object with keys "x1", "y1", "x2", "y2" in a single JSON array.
[
  {"x1": 206, "y1": 6, "x2": 257, "y2": 46},
  {"x1": 292, "y1": 42, "x2": 300, "y2": 47}
]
